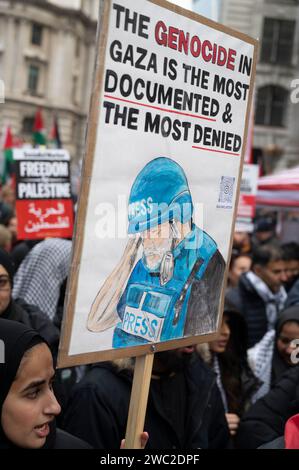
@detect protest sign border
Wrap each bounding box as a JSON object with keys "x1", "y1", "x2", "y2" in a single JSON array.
[{"x1": 58, "y1": 0, "x2": 258, "y2": 368}]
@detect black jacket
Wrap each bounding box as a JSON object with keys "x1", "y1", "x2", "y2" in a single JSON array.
[
  {"x1": 10, "y1": 240, "x2": 41, "y2": 274},
  {"x1": 62, "y1": 356, "x2": 230, "y2": 449},
  {"x1": 286, "y1": 278, "x2": 299, "y2": 308},
  {"x1": 236, "y1": 366, "x2": 299, "y2": 449},
  {"x1": 2, "y1": 298, "x2": 59, "y2": 357},
  {"x1": 226, "y1": 274, "x2": 269, "y2": 347},
  {"x1": 54, "y1": 429, "x2": 92, "y2": 449}
]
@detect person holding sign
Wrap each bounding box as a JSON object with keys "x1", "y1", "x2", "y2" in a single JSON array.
[
  {"x1": 88, "y1": 157, "x2": 225, "y2": 347},
  {"x1": 0, "y1": 319, "x2": 91, "y2": 449},
  {"x1": 62, "y1": 346, "x2": 230, "y2": 449}
]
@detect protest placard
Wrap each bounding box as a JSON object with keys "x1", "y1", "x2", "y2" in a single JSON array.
[
  {"x1": 14, "y1": 148, "x2": 73, "y2": 240},
  {"x1": 58, "y1": 0, "x2": 258, "y2": 367}
]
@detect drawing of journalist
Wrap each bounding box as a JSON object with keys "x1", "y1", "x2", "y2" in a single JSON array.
[{"x1": 87, "y1": 157, "x2": 225, "y2": 347}]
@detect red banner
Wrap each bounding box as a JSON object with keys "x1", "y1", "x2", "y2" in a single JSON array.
[
  {"x1": 13, "y1": 148, "x2": 74, "y2": 240},
  {"x1": 16, "y1": 199, "x2": 73, "y2": 239},
  {"x1": 238, "y1": 194, "x2": 255, "y2": 218}
]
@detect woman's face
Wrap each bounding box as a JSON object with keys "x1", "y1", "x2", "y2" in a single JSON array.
[
  {"x1": 209, "y1": 314, "x2": 231, "y2": 353},
  {"x1": 0, "y1": 264, "x2": 12, "y2": 315},
  {"x1": 1, "y1": 343, "x2": 61, "y2": 448},
  {"x1": 276, "y1": 321, "x2": 299, "y2": 366}
]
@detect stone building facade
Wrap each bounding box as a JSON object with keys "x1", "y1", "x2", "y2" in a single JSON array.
[
  {"x1": 1, "y1": 0, "x2": 299, "y2": 171},
  {"x1": 0, "y1": 0, "x2": 97, "y2": 161}
]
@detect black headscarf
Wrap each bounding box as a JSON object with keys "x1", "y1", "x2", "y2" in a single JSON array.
[
  {"x1": 0, "y1": 318, "x2": 56, "y2": 449},
  {"x1": 0, "y1": 249, "x2": 15, "y2": 320},
  {"x1": 276, "y1": 305, "x2": 299, "y2": 335},
  {"x1": 0, "y1": 248, "x2": 15, "y2": 287},
  {"x1": 272, "y1": 305, "x2": 299, "y2": 385}
]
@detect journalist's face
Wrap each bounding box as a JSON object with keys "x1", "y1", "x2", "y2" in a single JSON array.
[{"x1": 141, "y1": 222, "x2": 172, "y2": 271}]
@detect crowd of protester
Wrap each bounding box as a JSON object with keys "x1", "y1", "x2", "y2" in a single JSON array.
[{"x1": 0, "y1": 183, "x2": 298, "y2": 449}]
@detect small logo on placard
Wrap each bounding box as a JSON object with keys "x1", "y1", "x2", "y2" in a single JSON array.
[{"x1": 217, "y1": 176, "x2": 235, "y2": 209}]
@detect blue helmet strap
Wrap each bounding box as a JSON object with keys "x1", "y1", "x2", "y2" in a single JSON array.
[
  {"x1": 169, "y1": 219, "x2": 180, "y2": 239},
  {"x1": 159, "y1": 223, "x2": 177, "y2": 286},
  {"x1": 159, "y1": 250, "x2": 174, "y2": 286}
]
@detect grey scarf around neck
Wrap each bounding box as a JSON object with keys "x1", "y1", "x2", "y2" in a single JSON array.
[{"x1": 246, "y1": 271, "x2": 287, "y2": 330}]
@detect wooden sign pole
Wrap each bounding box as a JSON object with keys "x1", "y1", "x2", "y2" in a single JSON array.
[{"x1": 124, "y1": 353, "x2": 154, "y2": 449}]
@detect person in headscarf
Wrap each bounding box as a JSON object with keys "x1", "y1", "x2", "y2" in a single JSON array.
[
  {"x1": 0, "y1": 248, "x2": 59, "y2": 356},
  {"x1": 236, "y1": 366, "x2": 299, "y2": 449},
  {"x1": 0, "y1": 318, "x2": 91, "y2": 449},
  {"x1": 248, "y1": 304, "x2": 299, "y2": 402},
  {"x1": 6, "y1": 241, "x2": 86, "y2": 416},
  {"x1": 197, "y1": 301, "x2": 260, "y2": 440},
  {"x1": 12, "y1": 238, "x2": 72, "y2": 323},
  {"x1": 10, "y1": 239, "x2": 87, "y2": 417}
]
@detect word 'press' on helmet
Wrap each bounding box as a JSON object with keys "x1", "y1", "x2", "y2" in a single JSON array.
[{"x1": 128, "y1": 157, "x2": 193, "y2": 234}]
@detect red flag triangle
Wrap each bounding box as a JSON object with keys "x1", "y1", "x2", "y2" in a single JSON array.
[
  {"x1": 34, "y1": 108, "x2": 44, "y2": 132},
  {"x1": 3, "y1": 126, "x2": 13, "y2": 150}
]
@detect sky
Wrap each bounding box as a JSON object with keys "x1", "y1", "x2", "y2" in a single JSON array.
[
  {"x1": 49, "y1": 0, "x2": 194, "y2": 12},
  {"x1": 172, "y1": 0, "x2": 221, "y2": 21},
  {"x1": 169, "y1": 0, "x2": 193, "y2": 9},
  {"x1": 48, "y1": 0, "x2": 220, "y2": 22}
]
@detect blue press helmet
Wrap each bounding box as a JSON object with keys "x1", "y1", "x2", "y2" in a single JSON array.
[{"x1": 128, "y1": 157, "x2": 193, "y2": 234}]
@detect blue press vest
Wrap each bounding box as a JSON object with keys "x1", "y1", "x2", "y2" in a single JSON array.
[{"x1": 112, "y1": 225, "x2": 217, "y2": 348}]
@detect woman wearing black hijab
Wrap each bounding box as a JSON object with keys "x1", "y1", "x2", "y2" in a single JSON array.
[
  {"x1": 0, "y1": 319, "x2": 91, "y2": 449},
  {"x1": 247, "y1": 305, "x2": 299, "y2": 402},
  {"x1": 0, "y1": 248, "x2": 59, "y2": 357}
]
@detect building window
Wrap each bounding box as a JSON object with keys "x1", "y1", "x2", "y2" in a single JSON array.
[
  {"x1": 31, "y1": 23, "x2": 43, "y2": 46},
  {"x1": 256, "y1": 85, "x2": 288, "y2": 127},
  {"x1": 22, "y1": 117, "x2": 35, "y2": 134},
  {"x1": 27, "y1": 65, "x2": 39, "y2": 94},
  {"x1": 261, "y1": 18, "x2": 295, "y2": 65}
]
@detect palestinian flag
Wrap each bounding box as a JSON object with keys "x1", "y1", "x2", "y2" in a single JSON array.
[
  {"x1": 49, "y1": 116, "x2": 62, "y2": 148},
  {"x1": 33, "y1": 108, "x2": 47, "y2": 146},
  {"x1": 1, "y1": 126, "x2": 14, "y2": 184}
]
